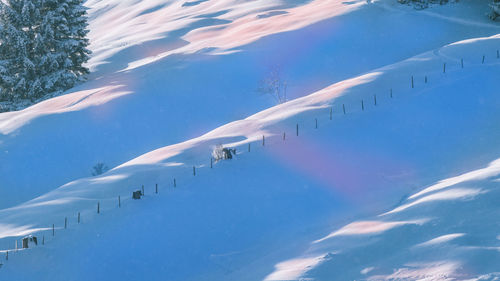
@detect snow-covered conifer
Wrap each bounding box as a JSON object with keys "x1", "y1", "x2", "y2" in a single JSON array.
[{"x1": 0, "y1": 0, "x2": 90, "y2": 104}]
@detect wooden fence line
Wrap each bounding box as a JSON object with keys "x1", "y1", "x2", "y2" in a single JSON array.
[{"x1": 3, "y1": 53, "x2": 497, "y2": 264}]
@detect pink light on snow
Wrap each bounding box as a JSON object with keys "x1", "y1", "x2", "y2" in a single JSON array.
[
  {"x1": 267, "y1": 134, "x2": 415, "y2": 204},
  {"x1": 124, "y1": 0, "x2": 365, "y2": 71}
]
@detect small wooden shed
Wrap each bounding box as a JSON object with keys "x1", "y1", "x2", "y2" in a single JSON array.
[
  {"x1": 132, "y1": 190, "x2": 143, "y2": 199},
  {"x1": 22, "y1": 235, "x2": 38, "y2": 249}
]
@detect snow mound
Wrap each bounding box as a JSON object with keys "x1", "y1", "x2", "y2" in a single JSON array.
[{"x1": 0, "y1": 0, "x2": 499, "y2": 280}]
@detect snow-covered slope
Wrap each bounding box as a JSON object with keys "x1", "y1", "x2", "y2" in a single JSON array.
[
  {"x1": 277, "y1": 157, "x2": 500, "y2": 280},
  {"x1": 0, "y1": 0, "x2": 499, "y2": 280},
  {"x1": 1, "y1": 0, "x2": 499, "y2": 210},
  {"x1": 1, "y1": 33, "x2": 500, "y2": 281}
]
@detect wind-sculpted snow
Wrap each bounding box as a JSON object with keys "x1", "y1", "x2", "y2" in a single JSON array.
[
  {"x1": 0, "y1": 85, "x2": 131, "y2": 135},
  {"x1": 86, "y1": 0, "x2": 284, "y2": 72},
  {"x1": 265, "y1": 157, "x2": 500, "y2": 280},
  {"x1": 118, "y1": 72, "x2": 379, "y2": 169},
  {"x1": 86, "y1": 0, "x2": 362, "y2": 73},
  {"x1": 368, "y1": 261, "x2": 463, "y2": 281},
  {"x1": 313, "y1": 219, "x2": 429, "y2": 243},
  {"x1": 263, "y1": 254, "x2": 329, "y2": 281},
  {"x1": 0, "y1": 29, "x2": 499, "y2": 280},
  {"x1": 415, "y1": 233, "x2": 465, "y2": 247},
  {"x1": 1, "y1": 0, "x2": 499, "y2": 211},
  {"x1": 0, "y1": 1, "x2": 500, "y2": 280},
  {"x1": 382, "y1": 188, "x2": 484, "y2": 215},
  {"x1": 408, "y1": 158, "x2": 500, "y2": 200},
  {"x1": 123, "y1": 0, "x2": 365, "y2": 71}
]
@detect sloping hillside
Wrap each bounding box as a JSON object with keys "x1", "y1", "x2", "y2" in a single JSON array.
[
  {"x1": 1, "y1": 0, "x2": 498, "y2": 209},
  {"x1": 0, "y1": 0, "x2": 499, "y2": 280}
]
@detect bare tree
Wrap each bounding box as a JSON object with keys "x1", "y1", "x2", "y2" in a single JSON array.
[
  {"x1": 258, "y1": 67, "x2": 288, "y2": 104},
  {"x1": 212, "y1": 144, "x2": 235, "y2": 161},
  {"x1": 490, "y1": 0, "x2": 500, "y2": 20},
  {"x1": 92, "y1": 162, "x2": 109, "y2": 176}
]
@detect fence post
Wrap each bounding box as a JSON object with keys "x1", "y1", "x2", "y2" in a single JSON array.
[
  {"x1": 283, "y1": 132, "x2": 286, "y2": 141},
  {"x1": 343, "y1": 104, "x2": 346, "y2": 114},
  {"x1": 78, "y1": 212, "x2": 80, "y2": 224},
  {"x1": 193, "y1": 166, "x2": 196, "y2": 176},
  {"x1": 52, "y1": 224, "x2": 55, "y2": 236},
  {"x1": 248, "y1": 143, "x2": 251, "y2": 152},
  {"x1": 329, "y1": 107, "x2": 332, "y2": 120},
  {"x1": 425, "y1": 76, "x2": 427, "y2": 83},
  {"x1": 174, "y1": 178, "x2": 176, "y2": 188},
  {"x1": 210, "y1": 158, "x2": 213, "y2": 168},
  {"x1": 42, "y1": 236, "x2": 45, "y2": 245},
  {"x1": 142, "y1": 185, "x2": 144, "y2": 195},
  {"x1": 443, "y1": 62, "x2": 446, "y2": 73},
  {"x1": 411, "y1": 76, "x2": 414, "y2": 88},
  {"x1": 6, "y1": 251, "x2": 8, "y2": 261},
  {"x1": 119, "y1": 196, "x2": 121, "y2": 207},
  {"x1": 97, "y1": 201, "x2": 100, "y2": 214},
  {"x1": 296, "y1": 124, "x2": 299, "y2": 136},
  {"x1": 461, "y1": 58, "x2": 464, "y2": 68},
  {"x1": 390, "y1": 88, "x2": 393, "y2": 98},
  {"x1": 497, "y1": 50, "x2": 499, "y2": 59},
  {"x1": 482, "y1": 55, "x2": 485, "y2": 64},
  {"x1": 315, "y1": 118, "x2": 318, "y2": 129},
  {"x1": 156, "y1": 184, "x2": 158, "y2": 194},
  {"x1": 361, "y1": 100, "x2": 364, "y2": 111},
  {"x1": 374, "y1": 94, "x2": 377, "y2": 106},
  {"x1": 262, "y1": 135, "x2": 265, "y2": 146},
  {"x1": 65, "y1": 217, "x2": 67, "y2": 229}
]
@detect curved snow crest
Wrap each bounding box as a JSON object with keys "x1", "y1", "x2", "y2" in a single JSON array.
[
  {"x1": 86, "y1": 0, "x2": 283, "y2": 71},
  {"x1": 119, "y1": 72, "x2": 379, "y2": 168},
  {"x1": 0, "y1": 224, "x2": 51, "y2": 240},
  {"x1": 382, "y1": 188, "x2": 484, "y2": 216},
  {"x1": 367, "y1": 261, "x2": 463, "y2": 281},
  {"x1": 263, "y1": 253, "x2": 330, "y2": 281},
  {"x1": 313, "y1": 219, "x2": 429, "y2": 243},
  {"x1": 0, "y1": 22, "x2": 498, "y2": 278},
  {"x1": 436, "y1": 33, "x2": 500, "y2": 64},
  {"x1": 448, "y1": 33, "x2": 500, "y2": 46},
  {"x1": 409, "y1": 158, "x2": 500, "y2": 200},
  {"x1": 123, "y1": 0, "x2": 366, "y2": 71},
  {"x1": 415, "y1": 233, "x2": 465, "y2": 247},
  {"x1": 267, "y1": 156, "x2": 500, "y2": 280},
  {"x1": 246, "y1": 72, "x2": 380, "y2": 122},
  {"x1": 0, "y1": 85, "x2": 131, "y2": 135}
]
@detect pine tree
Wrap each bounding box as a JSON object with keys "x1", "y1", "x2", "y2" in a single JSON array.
[
  {"x1": 36, "y1": 0, "x2": 91, "y2": 96},
  {"x1": 65, "y1": 0, "x2": 91, "y2": 77},
  {"x1": 20, "y1": 0, "x2": 42, "y2": 99},
  {"x1": 0, "y1": 1, "x2": 31, "y2": 101},
  {"x1": 0, "y1": 0, "x2": 90, "y2": 105},
  {"x1": 38, "y1": 0, "x2": 74, "y2": 93},
  {"x1": 490, "y1": 0, "x2": 500, "y2": 20}
]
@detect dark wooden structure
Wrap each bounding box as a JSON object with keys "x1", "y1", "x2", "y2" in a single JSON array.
[
  {"x1": 132, "y1": 190, "x2": 143, "y2": 199},
  {"x1": 222, "y1": 148, "x2": 236, "y2": 159},
  {"x1": 22, "y1": 235, "x2": 38, "y2": 249}
]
